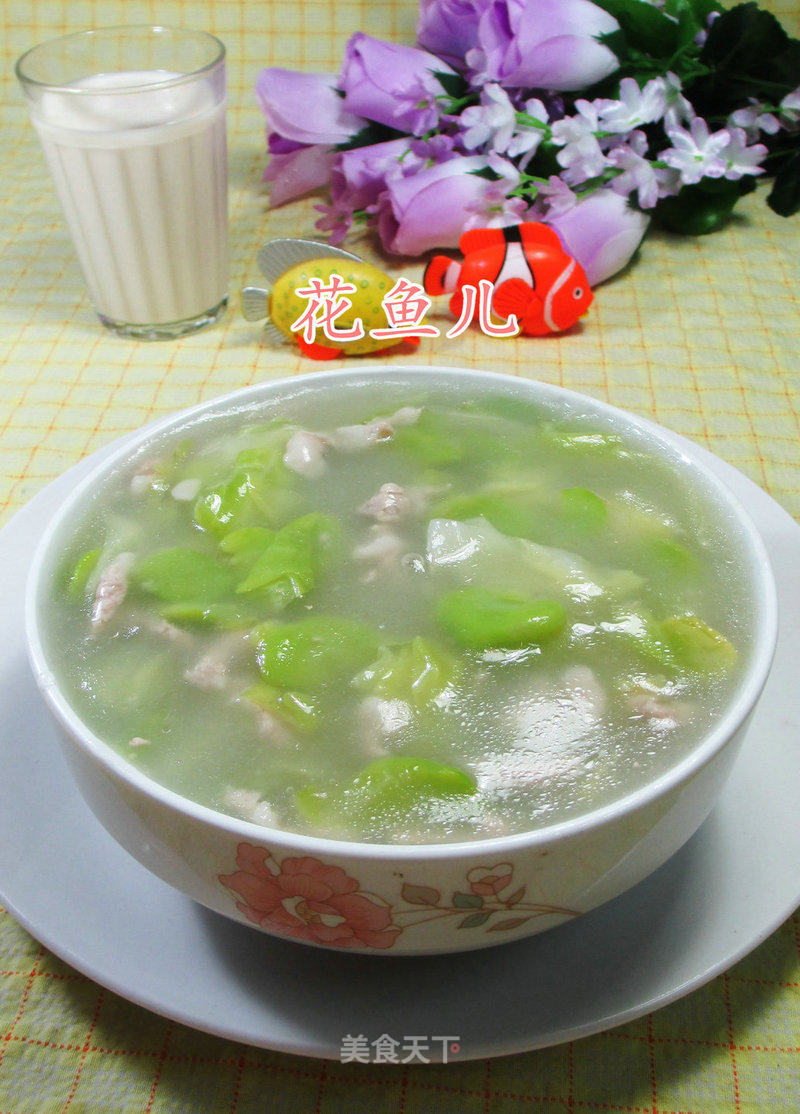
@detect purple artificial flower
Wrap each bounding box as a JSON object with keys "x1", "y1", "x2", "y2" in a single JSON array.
[
  {"x1": 263, "y1": 146, "x2": 340, "y2": 207},
  {"x1": 551, "y1": 102, "x2": 608, "y2": 185},
  {"x1": 606, "y1": 131, "x2": 665, "y2": 209},
  {"x1": 659, "y1": 118, "x2": 730, "y2": 185},
  {"x1": 779, "y1": 87, "x2": 800, "y2": 130},
  {"x1": 255, "y1": 69, "x2": 363, "y2": 145},
  {"x1": 507, "y1": 98, "x2": 549, "y2": 167},
  {"x1": 460, "y1": 84, "x2": 518, "y2": 151},
  {"x1": 661, "y1": 72, "x2": 695, "y2": 131},
  {"x1": 376, "y1": 154, "x2": 525, "y2": 254},
  {"x1": 417, "y1": 0, "x2": 490, "y2": 68},
  {"x1": 534, "y1": 174, "x2": 579, "y2": 217},
  {"x1": 593, "y1": 77, "x2": 668, "y2": 133},
  {"x1": 718, "y1": 128, "x2": 768, "y2": 179},
  {"x1": 470, "y1": 0, "x2": 621, "y2": 92},
  {"x1": 333, "y1": 138, "x2": 423, "y2": 211},
  {"x1": 729, "y1": 100, "x2": 780, "y2": 141},
  {"x1": 340, "y1": 33, "x2": 456, "y2": 136},
  {"x1": 547, "y1": 188, "x2": 650, "y2": 284}
]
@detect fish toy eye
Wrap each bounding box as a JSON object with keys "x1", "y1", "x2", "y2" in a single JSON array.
[{"x1": 573, "y1": 287, "x2": 583, "y2": 299}]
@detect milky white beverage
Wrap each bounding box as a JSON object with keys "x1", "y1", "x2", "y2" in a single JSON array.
[{"x1": 17, "y1": 29, "x2": 228, "y2": 339}]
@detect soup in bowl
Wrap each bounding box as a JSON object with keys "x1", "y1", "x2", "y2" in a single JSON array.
[{"x1": 26, "y1": 367, "x2": 777, "y2": 954}]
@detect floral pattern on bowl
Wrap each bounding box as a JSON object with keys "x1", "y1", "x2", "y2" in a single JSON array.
[{"x1": 219, "y1": 842, "x2": 579, "y2": 950}]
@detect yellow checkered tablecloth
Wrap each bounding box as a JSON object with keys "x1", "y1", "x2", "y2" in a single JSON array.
[{"x1": 1, "y1": 0, "x2": 799, "y2": 1109}]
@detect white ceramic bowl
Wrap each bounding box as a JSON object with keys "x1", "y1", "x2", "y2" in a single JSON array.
[{"x1": 25, "y1": 367, "x2": 778, "y2": 955}]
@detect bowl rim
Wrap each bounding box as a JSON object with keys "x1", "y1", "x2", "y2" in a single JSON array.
[{"x1": 25, "y1": 365, "x2": 779, "y2": 861}]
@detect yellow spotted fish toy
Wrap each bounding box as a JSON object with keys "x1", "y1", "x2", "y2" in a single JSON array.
[{"x1": 241, "y1": 239, "x2": 420, "y2": 360}]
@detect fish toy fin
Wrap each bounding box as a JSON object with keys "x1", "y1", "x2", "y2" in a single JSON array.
[
  {"x1": 240, "y1": 286, "x2": 287, "y2": 347},
  {"x1": 458, "y1": 227, "x2": 507, "y2": 255},
  {"x1": 519, "y1": 222, "x2": 565, "y2": 252},
  {"x1": 424, "y1": 255, "x2": 457, "y2": 296},
  {"x1": 296, "y1": 335, "x2": 343, "y2": 361},
  {"x1": 492, "y1": 278, "x2": 539, "y2": 319},
  {"x1": 240, "y1": 286, "x2": 270, "y2": 322},
  {"x1": 256, "y1": 238, "x2": 363, "y2": 285}
]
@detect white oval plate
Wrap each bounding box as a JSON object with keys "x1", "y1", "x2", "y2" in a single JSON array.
[{"x1": 1, "y1": 421, "x2": 799, "y2": 1063}]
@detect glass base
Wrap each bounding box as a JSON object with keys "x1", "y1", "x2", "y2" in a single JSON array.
[{"x1": 98, "y1": 296, "x2": 228, "y2": 340}]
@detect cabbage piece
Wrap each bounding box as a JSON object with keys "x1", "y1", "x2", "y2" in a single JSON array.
[
  {"x1": 354, "y1": 637, "x2": 458, "y2": 708},
  {"x1": 244, "y1": 682, "x2": 319, "y2": 733},
  {"x1": 660, "y1": 614, "x2": 737, "y2": 674},
  {"x1": 426, "y1": 517, "x2": 642, "y2": 606}
]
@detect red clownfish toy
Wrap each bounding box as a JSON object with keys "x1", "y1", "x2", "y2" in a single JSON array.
[{"x1": 423, "y1": 222, "x2": 593, "y2": 336}]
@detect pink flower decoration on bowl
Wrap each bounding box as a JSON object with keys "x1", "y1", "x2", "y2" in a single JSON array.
[
  {"x1": 467, "y1": 863, "x2": 513, "y2": 895},
  {"x1": 219, "y1": 843, "x2": 402, "y2": 950}
]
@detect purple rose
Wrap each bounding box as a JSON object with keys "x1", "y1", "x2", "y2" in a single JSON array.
[
  {"x1": 376, "y1": 155, "x2": 527, "y2": 255},
  {"x1": 264, "y1": 146, "x2": 340, "y2": 207},
  {"x1": 547, "y1": 188, "x2": 649, "y2": 284},
  {"x1": 255, "y1": 69, "x2": 364, "y2": 145},
  {"x1": 417, "y1": 0, "x2": 490, "y2": 68},
  {"x1": 474, "y1": 0, "x2": 621, "y2": 91},
  {"x1": 332, "y1": 139, "x2": 423, "y2": 212},
  {"x1": 340, "y1": 33, "x2": 456, "y2": 136}
]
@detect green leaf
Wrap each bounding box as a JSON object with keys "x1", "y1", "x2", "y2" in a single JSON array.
[
  {"x1": 458, "y1": 912, "x2": 492, "y2": 929},
  {"x1": 487, "y1": 916, "x2": 532, "y2": 932},
  {"x1": 433, "y1": 70, "x2": 471, "y2": 99},
  {"x1": 452, "y1": 892, "x2": 484, "y2": 909},
  {"x1": 401, "y1": 883, "x2": 441, "y2": 906},
  {"x1": 691, "y1": 4, "x2": 800, "y2": 117},
  {"x1": 653, "y1": 179, "x2": 746, "y2": 235},
  {"x1": 768, "y1": 148, "x2": 800, "y2": 217},
  {"x1": 592, "y1": 0, "x2": 680, "y2": 56},
  {"x1": 335, "y1": 122, "x2": 406, "y2": 152}
]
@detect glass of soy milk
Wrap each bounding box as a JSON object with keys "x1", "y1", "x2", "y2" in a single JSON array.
[{"x1": 16, "y1": 26, "x2": 228, "y2": 340}]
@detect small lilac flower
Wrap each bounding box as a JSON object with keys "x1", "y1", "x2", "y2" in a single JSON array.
[
  {"x1": 552, "y1": 105, "x2": 608, "y2": 185},
  {"x1": 409, "y1": 134, "x2": 457, "y2": 162},
  {"x1": 339, "y1": 33, "x2": 456, "y2": 137},
  {"x1": 534, "y1": 175, "x2": 579, "y2": 218},
  {"x1": 507, "y1": 97, "x2": 549, "y2": 167},
  {"x1": 594, "y1": 77, "x2": 668, "y2": 133},
  {"x1": 417, "y1": 0, "x2": 490, "y2": 68},
  {"x1": 719, "y1": 128, "x2": 768, "y2": 179},
  {"x1": 314, "y1": 198, "x2": 356, "y2": 245},
  {"x1": 729, "y1": 100, "x2": 780, "y2": 141},
  {"x1": 661, "y1": 72, "x2": 695, "y2": 131},
  {"x1": 779, "y1": 87, "x2": 800, "y2": 129},
  {"x1": 660, "y1": 118, "x2": 729, "y2": 185},
  {"x1": 607, "y1": 133, "x2": 661, "y2": 208},
  {"x1": 460, "y1": 83, "x2": 518, "y2": 152}
]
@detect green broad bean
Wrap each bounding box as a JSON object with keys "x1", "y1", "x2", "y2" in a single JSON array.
[
  {"x1": 253, "y1": 615, "x2": 380, "y2": 691},
  {"x1": 161, "y1": 601, "x2": 257, "y2": 629},
  {"x1": 436, "y1": 587, "x2": 567, "y2": 650},
  {"x1": 236, "y1": 513, "x2": 341, "y2": 605},
  {"x1": 134, "y1": 548, "x2": 236, "y2": 603},
  {"x1": 295, "y1": 756, "x2": 477, "y2": 826}
]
